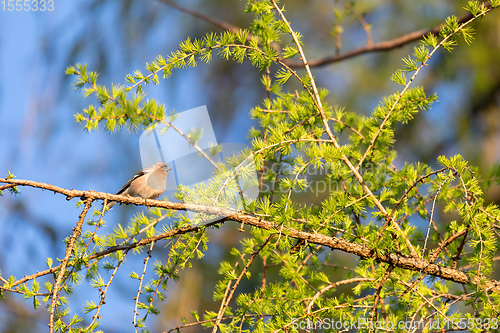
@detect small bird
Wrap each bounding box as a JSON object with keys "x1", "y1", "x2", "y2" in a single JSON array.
[{"x1": 106, "y1": 162, "x2": 171, "y2": 209}]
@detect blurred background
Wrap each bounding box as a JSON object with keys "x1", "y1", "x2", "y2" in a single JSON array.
[{"x1": 0, "y1": 0, "x2": 499, "y2": 332}]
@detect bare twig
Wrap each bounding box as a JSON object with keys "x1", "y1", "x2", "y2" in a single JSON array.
[
  {"x1": 344, "y1": 0, "x2": 373, "y2": 47},
  {"x1": 157, "y1": 0, "x2": 243, "y2": 34}
]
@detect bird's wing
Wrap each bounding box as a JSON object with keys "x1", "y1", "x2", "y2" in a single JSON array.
[{"x1": 115, "y1": 170, "x2": 147, "y2": 195}]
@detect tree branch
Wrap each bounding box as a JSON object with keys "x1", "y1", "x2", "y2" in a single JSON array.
[
  {"x1": 1, "y1": 177, "x2": 500, "y2": 294},
  {"x1": 283, "y1": 2, "x2": 494, "y2": 68},
  {"x1": 49, "y1": 198, "x2": 92, "y2": 333}
]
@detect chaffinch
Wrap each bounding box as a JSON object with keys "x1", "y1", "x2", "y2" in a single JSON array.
[{"x1": 106, "y1": 162, "x2": 171, "y2": 209}]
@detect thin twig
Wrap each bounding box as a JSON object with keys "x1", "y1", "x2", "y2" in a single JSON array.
[
  {"x1": 428, "y1": 229, "x2": 467, "y2": 263},
  {"x1": 89, "y1": 248, "x2": 129, "y2": 329},
  {"x1": 211, "y1": 235, "x2": 274, "y2": 332},
  {"x1": 368, "y1": 265, "x2": 394, "y2": 333},
  {"x1": 133, "y1": 242, "x2": 155, "y2": 332},
  {"x1": 157, "y1": 0, "x2": 243, "y2": 34},
  {"x1": 305, "y1": 277, "x2": 374, "y2": 313},
  {"x1": 48, "y1": 198, "x2": 92, "y2": 333},
  {"x1": 375, "y1": 167, "x2": 447, "y2": 245}
]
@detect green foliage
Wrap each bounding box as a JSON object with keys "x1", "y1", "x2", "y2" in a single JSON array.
[
  {"x1": 1, "y1": 171, "x2": 20, "y2": 196},
  {"x1": 3, "y1": 1, "x2": 500, "y2": 332}
]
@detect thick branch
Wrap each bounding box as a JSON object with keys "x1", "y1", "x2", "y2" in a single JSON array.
[{"x1": 1, "y1": 177, "x2": 499, "y2": 293}]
